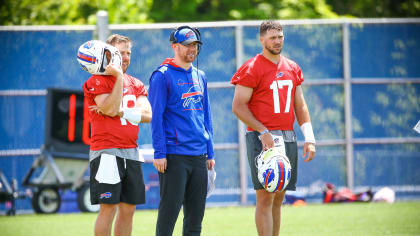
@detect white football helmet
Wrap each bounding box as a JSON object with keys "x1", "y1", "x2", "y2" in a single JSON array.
[
  {"x1": 77, "y1": 40, "x2": 122, "y2": 75},
  {"x1": 255, "y1": 147, "x2": 292, "y2": 193}
]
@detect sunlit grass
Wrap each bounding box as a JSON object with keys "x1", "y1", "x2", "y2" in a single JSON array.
[{"x1": 1, "y1": 202, "x2": 420, "y2": 236}]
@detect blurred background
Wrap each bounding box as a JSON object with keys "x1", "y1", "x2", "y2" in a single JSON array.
[{"x1": 0, "y1": 0, "x2": 419, "y2": 214}]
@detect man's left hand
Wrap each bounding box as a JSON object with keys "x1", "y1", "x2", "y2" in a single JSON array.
[
  {"x1": 302, "y1": 142, "x2": 316, "y2": 162},
  {"x1": 89, "y1": 105, "x2": 102, "y2": 114}
]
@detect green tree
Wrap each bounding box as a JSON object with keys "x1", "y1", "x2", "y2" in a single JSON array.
[
  {"x1": 149, "y1": 0, "x2": 338, "y2": 22},
  {"x1": 0, "y1": 0, "x2": 338, "y2": 25},
  {"x1": 0, "y1": 0, "x2": 152, "y2": 25},
  {"x1": 326, "y1": 0, "x2": 420, "y2": 17},
  {"x1": 0, "y1": 0, "x2": 97, "y2": 25},
  {"x1": 1, "y1": 0, "x2": 419, "y2": 25}
]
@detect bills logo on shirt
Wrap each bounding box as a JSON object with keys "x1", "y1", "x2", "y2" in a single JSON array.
[
  {"x1": 182, "y1": 85, "x2": 203, "y2": 109},
  {"x1": 276, "y1": 72, "x2": 284, "y2": 78}
]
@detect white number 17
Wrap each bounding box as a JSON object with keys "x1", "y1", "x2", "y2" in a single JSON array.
[{"x1": 269, "y1": 80, "x2": 293, "y2": 113}]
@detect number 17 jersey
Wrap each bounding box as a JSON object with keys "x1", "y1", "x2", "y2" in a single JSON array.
[{"x1": 231, "y1": 54, "x2": 304, "y2": 131}]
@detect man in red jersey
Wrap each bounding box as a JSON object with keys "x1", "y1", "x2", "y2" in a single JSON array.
[
  {"x1": 231, "y1": 21, "x2": 316, "y2": 236},
  {"x1": 83, "y1": 34, "x2": 152, "y2": 236}
]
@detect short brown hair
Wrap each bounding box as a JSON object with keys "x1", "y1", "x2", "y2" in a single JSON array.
[
  {"x1": 106, "y1": 34, "x2": 132, "y2": 47},
  {"x1": 260, "y1": 20, "x2": 283, "y2": 36}
]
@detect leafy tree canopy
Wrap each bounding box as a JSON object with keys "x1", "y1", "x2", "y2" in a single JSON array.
[{"x1": 0, "y1": 0, "x2": 418, "y2": 25}]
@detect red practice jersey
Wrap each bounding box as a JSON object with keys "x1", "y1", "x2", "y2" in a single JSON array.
[
  {"x1": 83, "y1": 74, "x2": 148, "y2": 150},
  {"x1": 231, "y1": 54, "x2": 304, "y2": 131}
]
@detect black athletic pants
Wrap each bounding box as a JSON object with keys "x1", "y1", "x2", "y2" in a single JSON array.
[{"x1": 156, "y1": 154, "x2": 208, "y2": 236}]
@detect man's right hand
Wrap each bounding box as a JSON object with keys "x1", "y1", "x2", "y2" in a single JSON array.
[
  {"x1": 105, "y1": 63, "x2": 123, "y2": 78},
  {"x1": 260, "y1": 132, "x2": 274, "y2": 150},
  {"x1": 153, "y1": 158, "x2": 167, "y2": 173}
]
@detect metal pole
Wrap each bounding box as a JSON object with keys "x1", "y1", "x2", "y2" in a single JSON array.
[
  {"x1": 343, "y1": 22, "x2": 354, "y2": 189},
  {"x1": 235, "y1": 24, "x2": 248, "y2": 205},
  {"x1": 96, "y1": 10, "x2": 109, "y2": 41}
]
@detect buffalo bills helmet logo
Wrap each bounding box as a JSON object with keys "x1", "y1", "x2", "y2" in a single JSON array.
[{"x1": 83, "y1": 41, "x2": 93, "y2": 49}]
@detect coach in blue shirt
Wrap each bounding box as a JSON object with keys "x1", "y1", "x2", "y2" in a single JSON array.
[{"x1": 148, "y1": 25, "x2": 215, "y2": 236}]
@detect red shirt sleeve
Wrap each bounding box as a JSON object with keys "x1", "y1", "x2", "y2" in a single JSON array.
[
  {"x1": 124, "y1": 74, "x2": 148, "y2": 97},
  {"x1": 135, "y1": 79, "x2": 148, "y2": 97},
  {"x1": 231, "y1": 59, "x2": 258, "y2": 88},
  {"x1": 83, "y1": 75, "x2": 115, "y2": 106},
  {"x1": 84, "y1": 75, "x2": 114, "y2": 97},
  {"x1": 295, "y1": 64, "x2": 304, "y2": 86}
]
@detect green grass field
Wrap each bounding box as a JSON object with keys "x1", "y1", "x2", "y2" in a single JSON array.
[{"x1": 1, "y1": 202, "x2": 420, "y2": 235}]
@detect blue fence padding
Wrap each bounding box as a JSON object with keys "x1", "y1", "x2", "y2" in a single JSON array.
[
  {"x1": 354, "y1": 143, "x2": 420, "y2": 186},
  {"x1": 208, "y1": 88, "x2": 238, "y2": 143},
  {"x1": 352, "y1": 83, "x2": 420, "y2": 138},
  {"x1": 213, "y1": 149, "x2": 240, "y2": 189},
  {"x1": 0, "y1": 96, "x2": 46, "y2": 150},
  {"x1": 295, "y1": 84, "x2": 346, "y2": 140},
  {"x1": 0, "y1": 30, "x2": 94, "y2": 90},
  {"x1": 297, "y1": 145, "x2": 347, "y2": 187},
  {"x1": 350, "y1": 24, "x2": 420, "y2": 78}
]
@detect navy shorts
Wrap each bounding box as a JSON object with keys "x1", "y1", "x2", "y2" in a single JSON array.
[{"x1": 90, "y1": 155, "x2": 146, "y2": 205}]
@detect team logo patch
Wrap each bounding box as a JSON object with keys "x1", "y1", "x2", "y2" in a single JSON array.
[
  {"x1": 276, "y1": 72, "x2": 284, "y2": 78},
  {"x1": 185, "y1": 30, "x2": 196, "y2": 40},
  {"x1": 100, "y1": 192, "x2": 112, "y2": 199},
  {"x1": 182, "y1": 85, "x2": 203, "y2": 109}
]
